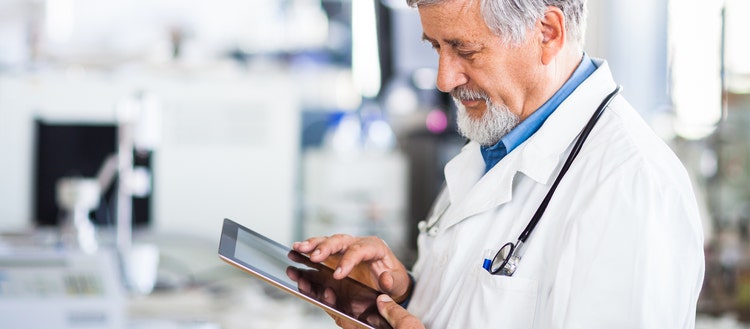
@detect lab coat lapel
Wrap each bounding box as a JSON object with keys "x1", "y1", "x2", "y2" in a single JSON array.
[
  {"x1": 440, "y1": 142, "x2": 521, "y2": 232},
  {"x1": 444, "y1": 141, "x2": 484, "y2": 206}
]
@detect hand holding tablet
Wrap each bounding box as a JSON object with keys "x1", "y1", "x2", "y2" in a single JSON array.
[
  {"x1": 218, "y1": 218, "x2": 394, "y2": 329},
  {"x1": 285, "y1": 251, "x2": 391, "y2": 328}
]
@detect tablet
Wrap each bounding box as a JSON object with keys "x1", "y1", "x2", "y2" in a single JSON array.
[{"x1": 218, "y1": 218, "x2": 393, "y2": 329}]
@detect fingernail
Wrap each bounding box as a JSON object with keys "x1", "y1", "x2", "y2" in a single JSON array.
[
  {"x1": 378, "y1": 294, "x2": 393, "y2": 303},
  {"x1": 334, "y1": 267, "x2": 342, "y2": 277},
  {"x1": 312, "y1": 249, "x2": 321, "y2": 257}
]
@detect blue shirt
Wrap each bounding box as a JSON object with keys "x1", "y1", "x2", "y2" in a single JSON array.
[{"x1": 480, "y1": 53, "x2": 597, "y2": 173}]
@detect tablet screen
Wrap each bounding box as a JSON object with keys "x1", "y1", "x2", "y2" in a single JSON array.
[{"x1": 218, "y1": 218, "x2": 393, "y2": 329}]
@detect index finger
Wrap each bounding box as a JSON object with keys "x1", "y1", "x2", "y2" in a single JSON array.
[
  {"x1": 292, "y1": 236, "x2": 329, "y2": 254},
  {"x1": 334, "y1": 237, "x2": 390, "y2": 280},
  {"x1": 293, "y1": 234, "x2": 357, "y2": 263}
]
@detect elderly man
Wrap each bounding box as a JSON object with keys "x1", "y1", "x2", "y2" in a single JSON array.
[{"x1": 294, "y1": 0, "x2": 705, "y2": 328}]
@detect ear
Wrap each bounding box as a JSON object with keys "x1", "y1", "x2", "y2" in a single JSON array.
[{"x1": 539, "y1": 6, "x2": 566, "y2": 65}]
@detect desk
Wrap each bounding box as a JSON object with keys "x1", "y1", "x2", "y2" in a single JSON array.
[{"x1": 0, "y1": 230, "x2": 334, "y2": 329}]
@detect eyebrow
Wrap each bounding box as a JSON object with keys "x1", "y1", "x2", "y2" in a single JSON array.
[{"x1": 421, "y1": 33, "x2": 480, "y2": 49}]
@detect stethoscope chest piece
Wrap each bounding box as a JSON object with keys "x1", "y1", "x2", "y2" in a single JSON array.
[{"x1": 490, "y1": 240, "x2": 522, "y2": 276}]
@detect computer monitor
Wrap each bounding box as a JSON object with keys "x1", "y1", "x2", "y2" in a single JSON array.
[{"x1": 33, "y1": 120, "x2": 150, "y2": 227}]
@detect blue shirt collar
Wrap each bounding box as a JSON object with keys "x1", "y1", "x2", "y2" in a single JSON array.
[{"x1": 480, "y1": 53, "x2": 597, "y2": 173}]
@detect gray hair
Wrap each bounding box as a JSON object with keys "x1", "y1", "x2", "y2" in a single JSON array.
[{"x1": 406, "y1": 0, "x2": 587, "y2": 46}]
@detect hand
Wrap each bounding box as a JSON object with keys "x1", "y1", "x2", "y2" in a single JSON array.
[
  {"x1": 285, "y1": 250, "x2": 390, "y2": 329},
  {"x1": 293, "y1": 235, "x2": 412, "y2": 303},
  {"x1": 376, "y1": 294, "x2": 424, "y2": 329},
  {"x1": 285, "y1": 251, "x2": 378, "y2": 316}
]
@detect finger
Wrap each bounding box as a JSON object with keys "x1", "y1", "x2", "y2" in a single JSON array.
[
  {"x1": 295, "y1": 275, "x2": 311, "y2": 295},
  {"x1": 377, "y1": 270, "x2": 397, "y2": 295},
  {"x1": 287, "y1": 267, "x2": 323, "y2": 299},
  {"x1": 377, "y1": 270, "x2": 411, "y2": 299},
  {"x1": 335, "y1": 237, "x2": 389, "y2": 280},
  {"x1": 292, "y1": 236, "x2": 329, "y2": 253},
  {"x1": 286, "y1": 267, "x2": 300, "y2": 282},
  {"x1": 377, "y1": 294, "x2": 424, "y2": 329},
  {"x1": 324, "y1": 311, "x2": 343, "y2": 328},
  {"x1": 294, "y1": 235, "x2": 355, "y2": 263},
  {"x1": 323, "y1": 287, "x2": 337, "y2": 306},
  {"x1": 308, "y1": 234, "x2": 357, "y2": 263}
]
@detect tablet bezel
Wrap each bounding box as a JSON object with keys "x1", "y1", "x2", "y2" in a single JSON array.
[{"x1": 218, "y1": 218, "x2": 392, "y2": 329}]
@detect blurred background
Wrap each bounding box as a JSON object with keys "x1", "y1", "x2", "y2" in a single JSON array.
[{"x1": 0, "y1": 0, "x2": 748, "y2": 328}]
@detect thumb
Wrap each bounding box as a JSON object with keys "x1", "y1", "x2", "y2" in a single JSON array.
[{"x1": 377, "y1": 294, "x2": 424, "y2": 329}]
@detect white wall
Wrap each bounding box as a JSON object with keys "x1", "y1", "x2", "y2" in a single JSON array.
[
  {"x1": 585, "y1": 0, "x2": 670, "y2": 116},
  {"x1": 0, "y1": 68, "x2": 300, "y2": 245},
  {"x1": 151, "y1": 70, "x2": 300, "y2": 245}
]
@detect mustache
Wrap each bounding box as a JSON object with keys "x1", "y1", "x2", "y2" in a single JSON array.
[{"x1": 450, "y1": 86, "x2": 489, "y2": 102}]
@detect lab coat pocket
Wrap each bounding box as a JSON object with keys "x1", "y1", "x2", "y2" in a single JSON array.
[{"x1": 448, "y1": 266, "x2": 539, "y2": 328}]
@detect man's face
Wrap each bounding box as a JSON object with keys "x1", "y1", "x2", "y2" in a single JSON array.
[{"x1": 419, "y1": 0, "x2": 544, "y2": 144}]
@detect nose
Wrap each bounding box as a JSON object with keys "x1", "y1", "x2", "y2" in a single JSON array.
[{"x1": 435, "y1": 53, "x2": 468, "y2": 93}]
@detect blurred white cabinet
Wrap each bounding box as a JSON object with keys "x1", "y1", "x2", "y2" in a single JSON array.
[
  {"x1": 302, "y1": 149, "x2": 409, "y2": 254},
  {"x1": 152, "y1": 72, "x2": 300, "y2": 245}
]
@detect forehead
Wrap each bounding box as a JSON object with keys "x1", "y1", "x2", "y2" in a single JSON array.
[{"x1": 418, "y1": 0, "x2": 496, "y2": 44}]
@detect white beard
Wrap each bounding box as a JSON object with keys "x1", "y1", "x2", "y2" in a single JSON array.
[{"x1": 452, "y1": 87, "x2": 520, "y2": 147}]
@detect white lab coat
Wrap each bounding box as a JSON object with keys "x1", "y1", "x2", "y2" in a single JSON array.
[{"x1": 408, "y1": 59, "x2": 705, "y2": 328}]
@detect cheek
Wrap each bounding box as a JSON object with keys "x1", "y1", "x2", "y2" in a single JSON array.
[
  {"x1": 481, "y1": 68, "x2": 530, "y2": 112},
  {"x1": 468, "y1": 49, "x2": 533, "y2": 108}
]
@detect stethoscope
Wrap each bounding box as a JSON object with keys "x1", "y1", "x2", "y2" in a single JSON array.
[{"x1": 418, "y1": 85, "x2": 622, "y2": 276}]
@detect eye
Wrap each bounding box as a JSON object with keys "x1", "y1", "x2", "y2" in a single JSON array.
[
  {"x1": 458, "y1": 51, "x2": 477, "y2": 58},
  {"x1": 456, "y1": 49, "x2": 479, "y2": 60}
]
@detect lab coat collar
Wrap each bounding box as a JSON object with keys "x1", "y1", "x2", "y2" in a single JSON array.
[
  {"x1": 518, "y1": 58, "x2": 618, "y2": 184},
  {"x1": 444, "y1": 141, "x2": 485, "y2": 206},
  {"x1": 440, "y1": 58, "x2": 618, "y2": 232}
]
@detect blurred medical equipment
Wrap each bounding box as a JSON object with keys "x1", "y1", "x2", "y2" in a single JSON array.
[
  {"x1": 302, "y1": 103, "x2": 409, "y2": 255},
  {"x1": 0, "y1": 247, "x2": 126, "y2": 329},
  {"x1": 56, "y1": 176, "x2": 103, "y2": 254}
]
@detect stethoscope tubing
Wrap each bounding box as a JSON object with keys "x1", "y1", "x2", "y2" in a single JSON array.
[
  {"x1": 489, "y1": 85, "x2": 623, "y2": 276},
  {"x1": 516, "y1": 85, "x2": 622, "y2": 243},
  {"x1": 419, "y1": 84, "x2": 623, "y2": 253}
]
